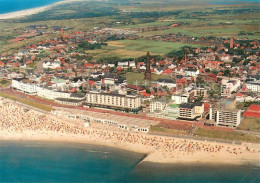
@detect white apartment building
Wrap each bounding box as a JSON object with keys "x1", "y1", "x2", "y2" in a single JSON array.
[
  {"x1": 12, "y1": 79, "x2": 37, "y2": 95},
  {"x1": 157, "y1": 79, "x2": 177, "y2": 89},
  {"x1": 149, "y1": 100, "x2": 167, "y2": 113},
  {"x1": 171, "y1": 94, "x2": 189, "y2": 104},
  {"x1": 184, "y1": 68, "x2": 199, "y2": 77},
  {"x1": 43, "y1": 60, "x2": 61, "y2": 69},
  {"x1": 209, "y1": 107, "x2": 241, "y2": 127},
  {"x1": 85, "y1": 91, "x2": 141, "y2": 111},
  {"x1": 117, "y1": 61, "x2": 136, "y2": 68},
  {"x1": 221, "y1": 78, "x2": 241, "y2": 97},
  {"x1": 246, "y1": 82, "x2": 260, "y2": 92}
]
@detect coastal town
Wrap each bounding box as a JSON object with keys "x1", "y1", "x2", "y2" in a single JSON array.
[
  {"x1": 0, "y1": 0, "x2": 259, "y2": 171},
  {"x1": 0, "y1": 24, "x2": 259, "y2": 130}
]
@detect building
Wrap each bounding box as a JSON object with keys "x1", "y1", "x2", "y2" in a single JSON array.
[
  {"x1": 188, "y1": 88, "x2": 208, "y2": 102},
  {"x1": 208, "y1": 99, "x2": 241, "y2": 127},
  {"x1": 209, "y1": 108, "x2": 241, "y2": 127},
  {"x1": 55, "y1": 98, "x2": 85, "y2": 106},
  {"x1": 246, "y1": 82, "x2": 260, "y2": 92},
  {"x1": 117, "y1": 61, "x2": 136, "y2": 69},
  {"x1": 179, "y1": 103, "x2": 196, "y2": 120},
  {"x1": 157, "y1": 78, "x2": 176, "y2": 89},
  {"x1": 149, "y1": 100, "x2": 167, "y2": 113},
  {"x1": 194, "y1": 103, "x2": 204, "y2": 116},
  {"x1": 164, "y1": 104, "x2": 180, "y2": 120},
  {"x1": 171, "y1": 94, "x2": 188, "y2": 104},
  {"x1": 184, "y1": 68, "x2": 199, "y2": 77},
  {"x1": 52, "y1": 107, "x2": 158, "y2": 133},
  {"x1": 12, "y1": 78, "x2": 37, "y2": 95},
  {"x1": 43, "y1": 60, "x2": 61, "y2": 69},
  {"x1": 221, "y1": 78, "x2": 241, "y2": 97},
  {"x1": 85, "y1": 91, "x2": 141, "y2": 112}
]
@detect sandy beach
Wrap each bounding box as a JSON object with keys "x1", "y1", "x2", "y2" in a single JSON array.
[
  {"x1": 0, "y1": 97, "x2": 259, "y2": 166},
  {"x1": 0, "y1": 0, "x2": 84, "y2": 20}
]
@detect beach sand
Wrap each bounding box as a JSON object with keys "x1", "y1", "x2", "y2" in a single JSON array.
[
  {"x1": 0, "y1": 0, "x2": 84, "y2": 20},
  {"x1": 0, "y1": 98, "x2": 259, "y2": 166}
]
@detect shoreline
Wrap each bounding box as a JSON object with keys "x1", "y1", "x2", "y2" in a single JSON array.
[
  {"x1": 0, "y1": 97, "x2": 260, "y2": 167},
  {"x1": 1, "y1": 133, "x2": 259, "y2": 167},
  {"x1": 0, "y1": 0, "x2": 84, "y2": 20}
]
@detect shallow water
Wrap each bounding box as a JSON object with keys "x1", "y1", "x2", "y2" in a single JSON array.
[
  {"x1": 0, "y1": 141, "x2": 259, "y2": 183},
  {"x1": 0, "y1": 0, "x2": 62, "y2": 14}
]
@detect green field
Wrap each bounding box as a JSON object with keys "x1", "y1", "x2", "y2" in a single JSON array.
[
  {"x1": 150, "y1": 126, "x2": 189, "y2": 136},
  {"x1": 0, "y1": 79, "x2": 11, "y2": 88},
  {"x1": 0, "y1": 92, "x2": 53, "y2": 112},
  {"x1": 194, "y1": 128, "x2": 260, "y2": 143},
  {"x1": 109, "y1": 39, "x2": 200, "y2": 54},
  {"x1": 237, "y1": 118, "x2": 260, "y2": 132}
]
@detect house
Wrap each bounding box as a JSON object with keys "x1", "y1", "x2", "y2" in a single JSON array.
[
  {"x1": 157, "y1": 78, "x2": 176, "y2": 89},
  {"x1": 43, "y1": 60, "x2": 61, "y2": 69},
  {"x1": 118, "y1": 61, "x2": 136, "y2": 69},
  {"x1": 184, "y1": 68, "x2": 199, "y2": 77}
]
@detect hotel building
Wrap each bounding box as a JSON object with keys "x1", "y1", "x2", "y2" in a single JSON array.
[{"x1": 85, "y1": 91, "x2": 141, "y2": 112}]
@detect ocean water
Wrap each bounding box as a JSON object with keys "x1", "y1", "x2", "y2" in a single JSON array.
[
  {"x1": 0, "y1": 0, "x2": 63, "y2": 14},
  {"x1": 0, "y1": 141, "x2": 259, "y2": 183}
]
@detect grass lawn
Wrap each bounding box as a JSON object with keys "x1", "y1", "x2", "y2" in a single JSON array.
[
  {"x1": 194, "y1": 128, "x2": 260, "y2": 143},
  {"x1": 0, "y1": 92, "x2": 53, "y2": 112},
  {"x1": 117, "y1": 21, "x2": 174, "y2": 29},
  {"x1": 150, "y1": 126, "x2": 189, "y2": 136},
  {"x1": 105, "y1": 40, "x2": 201, "y2": 55},
  {"x1": 0, "y1": 79, "x2": 11, "y2": 88},
  {"x1": 237, "y1": 118, "x2": 260, "y2": 132},
  {"x1": 126, "y1": 72, "x2": 170, "y2": 85}
]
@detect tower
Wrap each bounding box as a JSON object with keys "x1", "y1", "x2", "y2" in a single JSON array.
[
  {"x1": 230, "y1": 37, "x2": 234, "y2": 49},
  {"x1": 145, "y1": 51, "x2": 152, "y2": 80}
]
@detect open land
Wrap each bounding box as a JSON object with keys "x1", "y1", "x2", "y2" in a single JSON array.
[{"x1": 0, "y1": 0, "x2": 259, "y2": 56}]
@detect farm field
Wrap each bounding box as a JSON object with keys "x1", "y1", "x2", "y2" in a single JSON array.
[{"x1": 108, "y1": 40, "x2": 201, "y2": 54}]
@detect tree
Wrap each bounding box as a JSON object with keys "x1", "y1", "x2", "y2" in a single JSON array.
[{"x1": 224, "y1": 69, "x2": 230, "y2": 76}]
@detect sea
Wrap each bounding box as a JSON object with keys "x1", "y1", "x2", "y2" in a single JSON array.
[
  {"x1": 0, "y1": 0, "x2": 260, "y2": 15},
  {"x1": 0, "y1": 141, "x2": 259, "y2": 183},
  {"x1": 0, "y1": 0, "x2": 63, "y2": 14}
]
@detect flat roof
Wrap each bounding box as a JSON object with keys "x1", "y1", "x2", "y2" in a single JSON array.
[{"x1": 54, "y1": 107, "x2": 158, "y2": 128}]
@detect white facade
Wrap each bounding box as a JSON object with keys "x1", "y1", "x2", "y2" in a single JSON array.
[
  {"x1": 221, "y1": 78, "x2": 241, "y2": 97},
  {"x1": 171, "y1": 94, "x2": 188, "y2": 104},
  {"x1": 209, "y1": 107, "x2": 241, "y2": 127},
  {"x1": 157, "y1": 81, "x2": 176, "y2": 89},
  {"x1": 117, "y1": 61, "x2": 136, "y2": 68},
  {"x1": 246, "y1": 82, "x2": 260, "y2": 92},
  {"x1": 149, "y1": 101, "x2": 167, "y2": 113},
  {"x1": 43, "y1": 61, "x2": 61, "y2": 69},
  {"x1": 185, "y1": 69, "x2": 199, "y2": 77},
  {"x1": 85, "y1": 91, "x2": 141, "y2": 110},
  {"x1": 12, "y1": 79, "x2": 37, "y2": 95}
]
